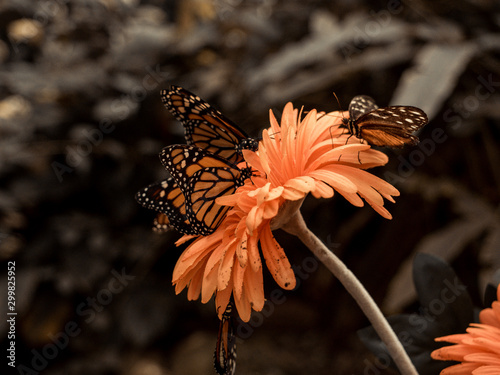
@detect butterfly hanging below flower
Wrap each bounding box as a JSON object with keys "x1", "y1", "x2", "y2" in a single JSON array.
[
  {"x1": 343, "y1": 95, "x2": 428, "y2": 148},
  {"x1": 161, "y1": 85, "x2": 259, "y2": 164},
  {"x1": 214, "y1": 302, "x2": 237, "y2": 375}
]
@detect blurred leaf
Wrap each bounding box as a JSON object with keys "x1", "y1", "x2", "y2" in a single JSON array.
[
  {"x1": 484, "y1": 269, "x2": 500, "y2": 307},
  {"x1": 391, "y1": 42, "x2": 477, "y2": 120},
  {"x1": 384, "y1": 183, "x2": 494, "y2": 312},
  {"x1": 359, "y1": 253, "x2": 473, "y2": 375},
  {"x1": 479, "y1": 224, "x2": 500, "y2": 291}
]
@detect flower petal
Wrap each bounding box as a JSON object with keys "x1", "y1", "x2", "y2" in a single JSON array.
[
  {"x1": 284, "y1": 176, "x2": 316, "y2": 195},
  {"x1": 260, "y1": 224, "x2": 296, "y2": 290},
  {"x1": 247, "y1": 234, "x2": 262, "y2": 272},
  {"x1": 244, "y1": 262, "x2": 265, "y2": 312},
  {"x1": 217, "y1": 245, "x2": 236, "y2": 291},
  {"x1": 215, "y1": 288, "x2": 231, "y2": 319},
  {"x1": 308, "y1": 169, "x2": 358, "y2": 193}
]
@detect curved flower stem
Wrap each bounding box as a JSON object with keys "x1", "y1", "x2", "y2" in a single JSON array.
[{"x1": 280, "y1": 210, "x2": 418, "y2": 375}]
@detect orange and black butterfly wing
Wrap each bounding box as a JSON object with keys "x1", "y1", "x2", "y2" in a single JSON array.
[
  {"x1": 153, "y1": 213, "x2": 170, "y2": 233},
  {"x1": 159, "y1": 144, "x2": 233, "y2": 184},
  {"x1": 185, "y1": 164, "x2": 249, "y2": 234},
  {"x1": 214, "y1": 303, "x2": 236, "y2": 375},
  {"x1": 355, "y1": 106, "x2": 428, "y2": 147},
  {"x1": 159, "y1": 145, "x2": 251, "y2": 235},
  {"x1": 357, "y1": 125, "x2": 419, "y2": 148},
  {"x1": 135, "y1": 178, "x2": 197, "y2": 235},
  {"x1": 161, "y1": 86, "x2": 258, "y2": 164}
]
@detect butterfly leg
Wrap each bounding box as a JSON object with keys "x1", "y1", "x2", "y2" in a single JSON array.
[
  {"x1": 337, "y1": 133, "x2": 355, "y2": 161},
  {"x1": 329, "y1": 126, "x2": 336, "y2": 149}
]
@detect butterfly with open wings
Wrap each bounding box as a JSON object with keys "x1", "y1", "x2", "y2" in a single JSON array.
[
  {"x1": 161, "y1": 85, "x2": 259, "y2": 164},
  {"x1": 135, "y1": 178, "x2": 194, "y2": 235},
  {"x1": 136, "y1": 144, "x2": 252, "y2": 236}
]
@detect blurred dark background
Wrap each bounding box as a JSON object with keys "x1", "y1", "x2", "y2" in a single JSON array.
[{"x1": 1, "y1": 0, "x2": 499, "y2": 374}]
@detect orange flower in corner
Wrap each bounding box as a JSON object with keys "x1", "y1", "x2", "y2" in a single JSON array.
[
  {"x1": 172, "y1": 103, "x2": 400, "y2": 321},
  {"x1": 431, "y1": 284, "x2": 500, "y2": 374}
]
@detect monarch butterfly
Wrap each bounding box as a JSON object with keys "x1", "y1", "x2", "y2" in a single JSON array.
[
  {"x1": 214, "y1": 303, "x2": 236, "y2": 375},
  {"x1": 135, "y1": 178, "x2": 196, "y2": 235},
  {"x1": 161, "y1": 85, "x2": 259, "y2": 164},
  {"x1": 158, "y1": 144, "x2": 252, "y2": 235},
  {"x1": 343, "y1": 95, "x2": 428, "y2": 148}
]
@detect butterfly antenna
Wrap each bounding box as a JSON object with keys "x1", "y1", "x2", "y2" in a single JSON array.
[
  {"x1": 333, "y1": 92, "x2": 342, "y2": 111},
  {"x1": 333, "y1": 92, "x2": 349, "y2": 127},
  {"x1": 268, "y1": 130, "x2": 281, "y2": 140},
  {"x1": 330, "y1": 92, "x2": 351, "y2": 148},
  {"x1": 329, "y1": 126, "x2": 336, "y2": 149}
]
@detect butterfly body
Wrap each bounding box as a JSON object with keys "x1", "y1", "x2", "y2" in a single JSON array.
[{"x1": 344, "y1": 95, "x2": 428, "y2": 148}]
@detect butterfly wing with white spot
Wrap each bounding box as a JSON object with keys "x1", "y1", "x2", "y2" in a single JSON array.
[
  {"x1": 354, "y1": 105, "x2": 428, "y2": 147},
  {"x1": 135, "y1": 178, "x2": 197, "y2": 235},
  {"x1": 159, "y1": 144, "x2": 251, "y2": 234},
  {"x1": 161, "y1": 86, "x2": 258, "y2": 164},
  {"x1": 348, "y1": 95, "x2": 379, "y2": 122}
]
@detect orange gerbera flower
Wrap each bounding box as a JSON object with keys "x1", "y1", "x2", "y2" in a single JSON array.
[
  {"x1": 431, "y1": 284, "x2": 500, "y2": 374},
  {"x1": 172, "y1": 103, "x2": 400, "y2": 321}
]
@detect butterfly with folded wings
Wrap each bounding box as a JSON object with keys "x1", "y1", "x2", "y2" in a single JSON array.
[
  {"x1": 343, "y1": 95, "x2": 428, "y2": 148},
  {"x1": 214, "y1": 302, "x2": 237, "y2": 375}
]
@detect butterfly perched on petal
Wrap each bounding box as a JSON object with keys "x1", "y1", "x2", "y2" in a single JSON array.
[
  {"x1": 136, "y1": 87, "x2": 258, "y2": 234},
  {"x1": 156, "y1": 144, "x2": 252, "y2": 235},
  {"x1": 161, "y1": 85, "x2": 259, "y2": 164},
  {"x1": 344, "y1": 95, "x2": 428, "y2": 148},
  {"x1": 214, "y1": 302, "x2": 236, "y2": 375}
]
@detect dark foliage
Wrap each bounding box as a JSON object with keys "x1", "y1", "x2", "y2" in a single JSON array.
[{"x1": 1, "y1": 0, "x2": 500, "y2": 374}]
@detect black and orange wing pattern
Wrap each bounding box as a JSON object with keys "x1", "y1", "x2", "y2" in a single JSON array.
[
  {"x1": 345, "y1": 95, "x2": 428, "y2": 148},
  {"x1": 214, "y1": 303, "x2": 237, "y2": 375},
  {"x1": 152, "y1": 213, "x2": 170, "y2": 233},
  {"x1": 134, "y1": 178, "x2": 196, "y2": 235},
  {"x1": 160, "y1": 145, "x2": 252, "y2": 235},
  {"x1": 136, "y1": 86, "x2": 258, "y2": 235},
  {"x1": 160, "y1": 86, "x2": 259, "y2": 164}
]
